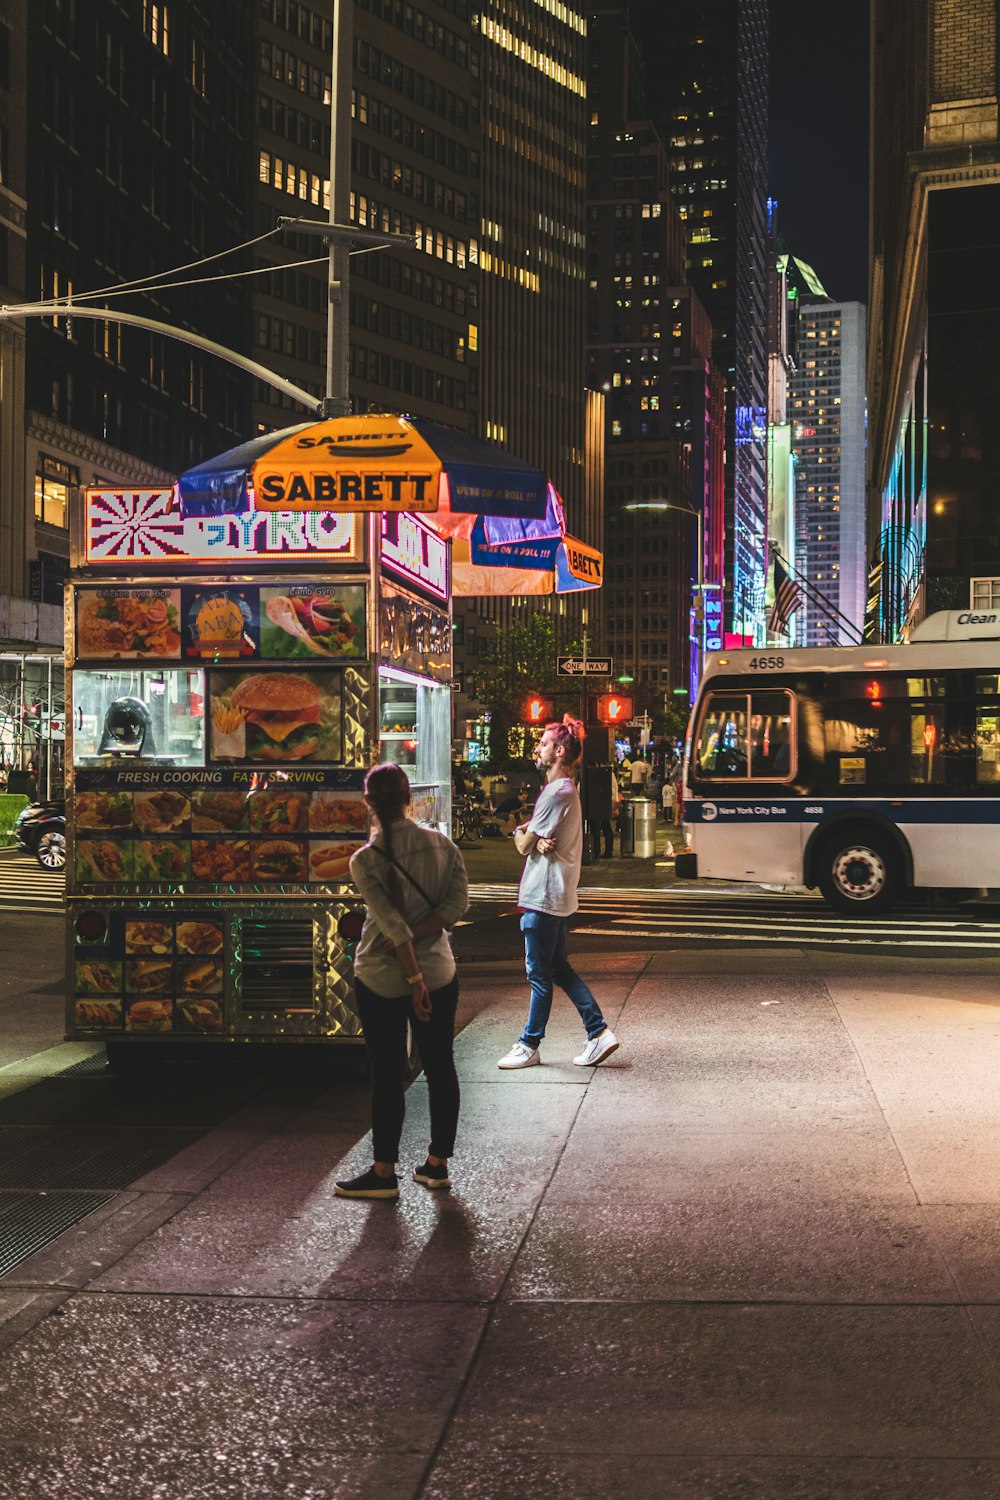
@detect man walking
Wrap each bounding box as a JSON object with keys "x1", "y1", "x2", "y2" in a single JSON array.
[{"x1": 498, "y1": 716, "x2": 620, "y2": 1070}]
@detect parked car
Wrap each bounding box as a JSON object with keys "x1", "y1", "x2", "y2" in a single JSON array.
[{"x1": 14, "y1": 800, "x2": 66, "y2": 870}]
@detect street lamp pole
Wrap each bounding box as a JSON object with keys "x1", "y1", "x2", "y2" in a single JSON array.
[
  {"x1": 624, "y1": 499, "x2": 705, "y2": 690},
  {"x1": 324, "y1": 0, "x2": 352, "y2": 417},
  {"x1": 278, "y1": 0, "x2": 416, "y2": 417}
]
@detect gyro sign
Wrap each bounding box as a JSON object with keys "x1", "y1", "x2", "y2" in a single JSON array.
[{"x1": 253, "y1": 418, "x2": 442, "y2": 512}]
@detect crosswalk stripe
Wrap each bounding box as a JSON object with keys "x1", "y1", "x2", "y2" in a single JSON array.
[
  {"x1": 593, "y1": 911, "x2": 1000, "y2": 939},
  {"x1": 574, "y1": 925, "x2": 1000, "y2": 950}
]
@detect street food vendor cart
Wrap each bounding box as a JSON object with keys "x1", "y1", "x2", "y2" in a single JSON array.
[{"x1": 66, "y1": 476, "x2": 452, "y2": 1057}]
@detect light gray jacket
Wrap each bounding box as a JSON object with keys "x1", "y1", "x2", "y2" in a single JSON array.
[{"x1": 349, "y1": 820, "x2": 469, "y2": 996}]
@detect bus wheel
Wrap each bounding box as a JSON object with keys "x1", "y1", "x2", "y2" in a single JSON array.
[{"x1": 817, "y1": 832, "x2": 901, "y2": 914}]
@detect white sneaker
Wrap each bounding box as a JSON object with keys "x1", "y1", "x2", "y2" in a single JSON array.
[
  {"x1": 497, "y1": 1041, "x2": 540, "y2": 1070},
  {"x1": 573, "y1": 1028, "x2": 620, "y2": 1067}
]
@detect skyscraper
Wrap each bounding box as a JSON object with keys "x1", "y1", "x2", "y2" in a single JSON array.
[
  {"x1": 587, "y1": 0, "x2": 724, "y2": 701},
  {"x1": 789, "y1": 299, "x2": 867, "y2": 646},
  {"x1": 629, "y1": 0, "x2": 770, "y2": 640},
  {"x1": 869, "y1": 0, "x2": 1000, "y2": 638}
]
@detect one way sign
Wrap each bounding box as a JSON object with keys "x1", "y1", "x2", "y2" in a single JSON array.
[{"x1": 557, "y1": 655, "x2": 614, "y2": 676}]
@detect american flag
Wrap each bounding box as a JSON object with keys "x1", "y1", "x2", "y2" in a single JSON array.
[{"x1": 767, "y1": 558, "x2": 803, "y2": 636}]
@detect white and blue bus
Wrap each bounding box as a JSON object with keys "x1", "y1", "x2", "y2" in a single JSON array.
[{"x1": 675, "y1": 611, "x2": 1000, "y2": 913}]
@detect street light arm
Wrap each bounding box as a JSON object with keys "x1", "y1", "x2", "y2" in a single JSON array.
[{"x1": 0, "y1": 303, "x2": 321, "y2": 413}]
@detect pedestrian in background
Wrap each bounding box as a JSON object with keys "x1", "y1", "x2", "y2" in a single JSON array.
[
  {"x1": 337, "y1": 763, "x2": 469, "y2": 1200},
  {"x1": 498, "y1": 716, "x2": 620, "y2": 1071},
  {"x1": 661, "y1": 776, "x2": 676, "y2": 823}
]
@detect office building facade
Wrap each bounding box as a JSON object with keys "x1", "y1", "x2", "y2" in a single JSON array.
[
  {"x1": 789, "y1": 299, "x2": 867, "y2": 646},
  {"x1": 869, "y1": 0, "x2": 1000, "y2": 638},
  {"x1": 587, "y1": 2, "x2": 724, "y2": 703},
  {"x1": 629, "y1": 0, "x2": 770, "y2": 641}
]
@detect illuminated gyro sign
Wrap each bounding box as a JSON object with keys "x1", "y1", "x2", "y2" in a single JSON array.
[{"x1": 85, "y1": 490, "x2": 363, "y2": 565}]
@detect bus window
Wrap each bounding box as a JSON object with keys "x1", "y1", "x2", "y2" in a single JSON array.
[
  {"x1": 975, "y1": 676, "x2": 1000, "y2": 784},
  {"x1": 825, "y1": 673, "x2": 974, "y2": 792},
  {"x1": 695, "y1": 695, "x2": 748, "y2": 777},
  {"x1": 749, "y1": 695, "x2": 794, "y2": 778},
  {"x1": 694, "y1": 691, "x2": 794, "y2": 781}
]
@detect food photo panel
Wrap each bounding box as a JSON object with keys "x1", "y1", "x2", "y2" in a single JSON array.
[
  {"x1": 208, "y1": 668, "x2": 343, "y2": 764},
  {"x1": 75, "y1": 998, "x2": 123, "y2": 1031},
  {"x1": 248, "y1": 785, "x2": 309, "y2": 835},
  {"x1": 182, "y1": 586, "x2": 259, "y2": 661},
  {"x1": 258, "y1": 584, "x2": 365, "y2": 661},
  {"x1": 190, "y1": 839, "x2": 250, "y2": 882},
  {"x1": 133, "y1": 839, "x2": 191, "y2": 882},
  {"x1": 75, "y1": 959, "x2": 122, "y2": 995},
  {"x1": 76, "y1": 588, "x2": 182, "y2": 660},
  {"x1": 176, "y1": 920, "x2": 224, "y2": 955},
  {"x1": 76, "y1": 838, "x2": 133, "y2": 883},
  {"x1": 250, "y1": 839, "x2": 308, "y2": 882},
  {"x1": 308, "y1": 790, "x2": 368, "y2": 836},
  {"x1": 124, "y1": 919, "x2": 173, "y2": 954},
  {"x1": 134, "y1": 790, "x2": 191, "y2": 834},
  {"x1": 190, "y1": 788, "x2": 248, "y2": 832},
  {"x1": 177, "y1": 996, "x2": 223, "y2": 1033},
  {"x1": 125, "y1": 997, "x2": 173, "y2": 1033},
  {"x1": 75, "y1": 790, "x2": 133, "y2": 831},
  {"x1": 308, "y1": 840, "x2": 365, "y2": 883}
]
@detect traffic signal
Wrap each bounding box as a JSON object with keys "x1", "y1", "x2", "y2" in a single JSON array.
[
  {"x1": 596, "y1": 693, "x2": 633, "y2": 725},
  {"x1": 521, "y1": 693, "x2": 554, "y2": 725}
]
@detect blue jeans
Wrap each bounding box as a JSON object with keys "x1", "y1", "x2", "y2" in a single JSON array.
[{"x1": 519, "y1": 910, "x2": 606, "y2": 1048}]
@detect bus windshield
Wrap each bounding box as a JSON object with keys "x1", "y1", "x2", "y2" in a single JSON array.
[{"x1": 694, "y1": 691, "x2": 794, "y2": 780}]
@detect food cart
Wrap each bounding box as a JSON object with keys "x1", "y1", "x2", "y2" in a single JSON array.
[{"x1": 66, "y1": 486, "x2": 452, "y2": 1057}]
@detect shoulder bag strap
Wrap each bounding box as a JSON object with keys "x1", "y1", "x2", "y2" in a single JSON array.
[{"x1": 372, "y1": 843, "x2": 440, "y2": 911}]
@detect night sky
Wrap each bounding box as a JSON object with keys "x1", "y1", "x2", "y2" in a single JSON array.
[
  {"x1": 627, "y1": 0, "x2": 870, "y2": 305},
  {"x1": 768, "y1": 0, "x2": 870, "y2": 304}
]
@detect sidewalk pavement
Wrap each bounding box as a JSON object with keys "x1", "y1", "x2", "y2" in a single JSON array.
[
  {"x1": 2, "y1": 946, "x2": 1000, "y2": 1497},
  {"x1": 461, "y1": 814, "x2": 686, "y2": 889}
]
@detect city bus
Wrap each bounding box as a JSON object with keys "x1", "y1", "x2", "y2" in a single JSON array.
[{"x1": 674, "y1": 611, "x2": 1000, "y2": 913}]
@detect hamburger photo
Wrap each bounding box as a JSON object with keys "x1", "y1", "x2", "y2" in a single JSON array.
[
  {"x1": 126, "y1": 998, "x2": 172, "y2": 1032},
  {"x1": 216, "y1": 672, "x2": 338, "y2": 762},
  {"x1": 251, "y1": 839, "x2": 307, "y2": 881}
]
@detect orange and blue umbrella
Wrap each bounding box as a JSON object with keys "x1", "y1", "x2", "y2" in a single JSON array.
[
  {"x1": 176, "y1": 414, "x2": 602, "y2": 596},
  {"x1": 177, "y1": 414, "x2": 549, "y2": 522}
]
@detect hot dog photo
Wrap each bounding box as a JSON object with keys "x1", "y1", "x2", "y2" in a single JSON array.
[{"x1": 308, "y1": 840, "x2": 365, "y2": 883}]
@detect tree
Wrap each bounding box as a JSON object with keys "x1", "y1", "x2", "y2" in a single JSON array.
[{"x1": 468, "y1": 613, "x2": 586, "y2": 768}]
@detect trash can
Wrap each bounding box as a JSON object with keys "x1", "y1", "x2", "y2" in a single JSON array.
[
  {"x1": 633, "y1": 798, "x2": 657, "y2": 858},
  {"x1": 619, "y1": 798, "x2": 635, "y2": 856}
]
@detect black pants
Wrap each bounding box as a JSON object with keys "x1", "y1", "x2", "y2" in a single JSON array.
[{"x1": 354, "y1": 974, "x2": 460, "y2": 1164}]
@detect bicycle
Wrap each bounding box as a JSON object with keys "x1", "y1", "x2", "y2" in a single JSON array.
[{"x1": 452, "y1": 795, "x2": 505, "y2": 843}]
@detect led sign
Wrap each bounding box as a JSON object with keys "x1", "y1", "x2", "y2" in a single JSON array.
[
  {"x1": 85, "y1": 491, "x2": 364, "y2": 566},
  {"x1": 380, "y1": 511, "x2": 449, "y2": 605}
]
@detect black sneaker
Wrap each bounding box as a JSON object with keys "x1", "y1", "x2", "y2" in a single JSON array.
[
  {"x1": 335, "y1": 1167, "x2": 399, "y2": 1200},
  {"x1": 413, "y1": 1159, "x2": 451, "y2": 1189}
]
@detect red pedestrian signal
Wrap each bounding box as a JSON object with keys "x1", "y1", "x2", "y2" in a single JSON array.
[
  {"x1": 596, "y1": 694, "x2": 633, "y2": 724},
  {"x1": 521, "y1": 693, "x2": 554, "y2": 725}
]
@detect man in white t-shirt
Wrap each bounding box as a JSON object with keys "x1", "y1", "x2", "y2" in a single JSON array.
[{"x1": 497, "y1": 717, "x2": 621, "y2": 1071}]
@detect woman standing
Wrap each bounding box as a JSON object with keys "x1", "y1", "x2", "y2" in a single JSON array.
[{"x1": 336, "y1": 764, "x2": 469, "y2": 1201}]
